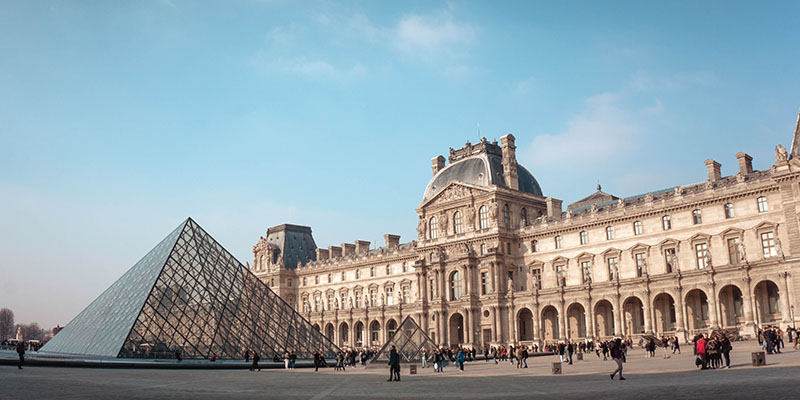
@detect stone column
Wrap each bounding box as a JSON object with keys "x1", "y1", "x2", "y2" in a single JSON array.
[
  {"x1": 707, "y1": 286, "x2": 720, "y2": 328},
  {"x1": 780, "y1": 272, "x2": 793, "y2": 324},
  {"x1": 492, "y1": 306, "x2": 498, "y2": 342},
  {"x1": 464, "y1": 307, "x2": 472, "y2": 345},
  {"x1": 380, "y1": 314, "x2": 387, "y2": 344},
  {"x1": 674, "y1": 290, "x2": 686, "y2": 334},
  {"x1": 491, "y1": 263, "x2": 497, "y2": 293},
  {"x1": 742, "y1": 279, "x2": 756, "y2": 333},
  {"x1": 559, "y1": 302, "x2": 567, "y2": 340},
  {"x1": 434, "y1": 311, "x2": 441, "y2": 345},
  {"x1": 510, "y1": 305, "x2": 518, "y2": 344},
  {"x1": 585, "y1": 301, "x2": 594, "y2": 339},
  {"x1": 532, "y1": 302, "x2": 540, "y2": 343},
  {"x1": 614, "y1": 294, "x2": 622, "y2": 336}
]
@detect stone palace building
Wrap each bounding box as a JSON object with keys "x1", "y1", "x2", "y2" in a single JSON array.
[{"x1": 251, "y1": 112, "x2": 800, "y2": 349}]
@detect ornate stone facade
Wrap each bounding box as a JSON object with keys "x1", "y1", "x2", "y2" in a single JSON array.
[{"x1": 253, "y1": 116, "x2": 800, "y2": 349}]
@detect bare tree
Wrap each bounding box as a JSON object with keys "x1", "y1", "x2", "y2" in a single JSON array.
[
  {"x1": 0, "y1": 308, "x2": 13, "y2": 341},
  {"x1": 16, "y1": 323, "x2": 43, "y2": 341}
]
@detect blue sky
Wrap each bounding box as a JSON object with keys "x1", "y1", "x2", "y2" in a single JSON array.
[{"x1": 1, "y1": 0, "x2": 798, "y2": 328}]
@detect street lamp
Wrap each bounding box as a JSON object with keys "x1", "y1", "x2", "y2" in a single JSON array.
[{"x1": 791, "y1": 305, "x2": 796, "y2": 330}]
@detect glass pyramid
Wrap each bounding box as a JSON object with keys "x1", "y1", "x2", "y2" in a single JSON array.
[
  {"x1": 370, "y1": 316, "x2": 438, "y2": 364},
  {"x1": 42, "y1": 218, "x2": 339, "y2": 360}
]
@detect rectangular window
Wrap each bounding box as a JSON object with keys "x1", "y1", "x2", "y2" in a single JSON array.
[
  {"x1": 340, "y1": 293, "x2": 347, "y2": 309},
  {"x1": 761, "y1": 231, "x2": 776, "y2": 258},
  {"x1": 531, "y1": 240, "x2": 539, "y2": 253},
  {"x1": 402, "y1": 262, "x2": 408, "y2": 273},
  {"x1": 341, "y1": 271, "x2": 346, "y2": 281},
  {"x1": 758, "y1": 196, "x2": 769, "y2": 213},
  {"x1": 480, "y1": 271, "x2": 488, "y2": 295},
  {"x1": 430, "y1": 278, "x2": 437, "y2": 299},
  {"x1": 633, "y1": 221, "x2": 643, "y2": 236},
  {"x1": 370, "y1": 267, "x2": 375, "y2": 277},
  {"x1": 480, "y1": 243, "x2": 487, "y2": 255},
  {"x1": 662, "y1": 215, "x2": 672, "y2": 230},
  {"x1": 506, "y1": 243, "x2": 512, "y2": 254},
  {"x1": 355, "y1": 291, "x2": 362, "y2": 308},
  {"x1": 727, "y1": 237, "x2": 741, "y2": 264},
  {"x1": 664, "y1": 248, "x2": 676, "y2": 273},
  {"x1": 327, "y1": 294, "x2": 335, "y2": 310},
  {"x1": 606, "y1": 226, "x2": 615, "y2": 240},
  {"x1": 607, "y1": 257, "x2": 618, "y2": 281},
  {"x1": 695, "y1": 243, "x2": 709, "y2": 269},
  {"x1": 580, "y1": 231, "x2": 588, "y2": 245},
  {"x1": 403, "y1": 286, "x2": 410, "y2": 304},
  {"x1": 356, "y1": 269, "x2": 361, "y2": 279},
  {"x1": 287, "y1": 278, "x2": 292, "y2": 287},
  {"x1": 556, "y1": 264, "x2": 566, "y2": 286},
  {"x1": 581, "y1": 261, "x2": 592, "y2": 283},
  {"x1": 692, "y1": 210, "x2": 702, "y2": 225},
  {"x1": 386, "y1": 287, "x2": 393, "y2": 306},
  {"x1": 370, "y1": 290, "x2": 377, "y2": 307},
  {"x1": 315, "y1": 275, "x2": 320, "y2": 285},
  {"x1": 532, "y1": 268, "x2": 542, "y2": 289},
  {"x1": 328, "y1": 273, "x2": 332, "y2": 283},
  {"x1": 635, "y1": 253, "x2": 647, "y2": 277},
  {"x1": 303, "y1": 277, "x2": 307, "y2": 286},
  {"x1": 386, "y1": 265, "x2": 391, "y2": 275},
  {"x1": 555, "y1": 236, "x2": 562, "y2": 249}
]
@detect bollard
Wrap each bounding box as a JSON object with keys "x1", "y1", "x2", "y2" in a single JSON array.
[
  {"x1": 751, "y1": 351, "x2": 766, "y2": 366},
  {"x1": 552, "y1": 362, "x2": 562, "y2": 374},
  {"x1": 410, "y1": 364, "x2": 417, "y2": 374}
]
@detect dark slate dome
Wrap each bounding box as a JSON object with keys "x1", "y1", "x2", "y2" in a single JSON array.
[{"x1": 423, "y1": 153, "x2": 543, "y2": 200}]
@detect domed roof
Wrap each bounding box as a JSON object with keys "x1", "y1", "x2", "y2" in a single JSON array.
[{"x1": 423, "y1": 152, "x2": 543, "y2": 200}]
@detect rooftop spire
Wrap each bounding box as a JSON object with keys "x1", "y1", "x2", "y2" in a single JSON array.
[{"x1": 791, "y1": 107, "x2": 800, "y2": 159}]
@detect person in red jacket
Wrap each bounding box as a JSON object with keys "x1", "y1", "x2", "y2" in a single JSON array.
[{"x1": 696, "y1": 335, "x2": 708, "y2": 370}]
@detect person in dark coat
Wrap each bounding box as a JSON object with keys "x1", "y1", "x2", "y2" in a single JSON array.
[
  {"x1": 251, "y1": 352, "x2": 261, "y2": 371},
  {"x1": 16, "y1": 341, "x2": 25, "y2": 369},
  {"x1": 175, "y1": 349, "x2": 182, "y2": 362},
  {"x1": 388, "y1": 346, "x2": 400, "y2": 381},
  {"x1": 244, "y1": 350, "x2": 250, "y2": 363},
  {"x1": 720, "y1": 336, "x2": 732, "y2": 369}
]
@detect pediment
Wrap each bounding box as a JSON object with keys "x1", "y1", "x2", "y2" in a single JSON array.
[
  {"x1": 601, "y1": 247, "x2": 622, "y2": 256},
  {"x1": 419, "y1": 182, "x2": 489, "y2": 209},
  {"x1": 688, "y1": 233, "x2": 711, "y2": 242},
  {"x1": 719, "y1": 227, "x2": 744, "y2": 237},
  {"x1": 628, "y1": 242, "x2": 650, "y2": 253},
  {"x1": 657, "y1": 238, "x2": 680, "y2": 249},
  {"x1": 753, "y1": 221, "x2": 778, "y2": 231}
]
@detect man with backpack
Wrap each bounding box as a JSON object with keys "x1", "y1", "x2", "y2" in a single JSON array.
[{"x1": 609, "y1": 338, "x2": 626, "y2": 380}]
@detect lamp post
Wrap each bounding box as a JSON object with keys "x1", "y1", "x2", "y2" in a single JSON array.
[{"x1": 791, "y1": 305, "x2": 796, "y2": 330}]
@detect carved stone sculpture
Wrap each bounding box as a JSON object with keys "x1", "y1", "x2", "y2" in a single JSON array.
[
  {"x1": 776, "y1": 144, "x2": 789, "y2": 162},
  {"x1": 775, "y1": 237, "x2": 784, "y2": 257},
  {"x1": 417, "y1": 217, "x2": 426, "y2": 240},
  {"x1": 736, "y1": 242, "x2": 747, "y2": 263}
]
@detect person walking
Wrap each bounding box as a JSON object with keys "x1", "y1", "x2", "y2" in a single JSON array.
[
  {"x1": 720, "y1": 336, "x2": 732, "y2": 369},
  {"x1": 16, "y1": 341, "x2": 25, "y2": 369},
  {"x1": 673, "y1": 337, "x2": 681, "y2": 354},
  {"x1": 251, "y1": 352, "x2": 261, "y2": 371},
  {"x1": 609, "y1": 338, "x2": 625, "y2": 380},
  {"x1": 696, "y1": 335, "x2": 708, "y2": 370},
  {"x1": 388, "y1": 346, "x2": 400, "y2": 381},
  {"x1": 175, "y1": 349, "x2": 182, "y2": 362},
  {"x1": 421, "y1": 349, "x2": 428, "y2": 368},
  {"x1": 567, "y1": 342, "x2": 574, "y2": 365},
  {"x1": 457, "y1": 348, "x2": 465, "y2": 371}
]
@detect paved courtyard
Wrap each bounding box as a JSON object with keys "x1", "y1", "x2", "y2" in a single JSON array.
[{"x1": 2, "y1": 341, "x2": 800, "y2": 399}]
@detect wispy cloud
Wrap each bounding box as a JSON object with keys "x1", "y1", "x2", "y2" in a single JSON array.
[
  {"x1": 393, "y1": 11, "x2": 477, "y2": 57},
  {"x1": 524, "y1": 93, "x2": 644, "y2": 168},
  {"x1": 251, "y1": 52, "x2": 366, "y2": 80}
]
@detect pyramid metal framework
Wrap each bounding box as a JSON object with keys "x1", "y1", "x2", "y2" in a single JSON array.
[
  {"x1": 42, "y1": 218, "x2": 339, "y2": 360},
  {"x1": 369, "y1": 316, "x2": 438, "y2": 365}
]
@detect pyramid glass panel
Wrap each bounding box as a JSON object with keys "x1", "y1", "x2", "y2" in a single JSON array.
[
  {"x1": 370, "y1": 316, "x2": 438, "y2": 364},
  {"x1": 42, "y1": 218, "x2": 339, "y2": 360}
]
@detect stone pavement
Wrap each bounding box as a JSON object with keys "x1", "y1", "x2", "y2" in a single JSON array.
[{"x1": 2, "y1": 341, "x2": 800, "y2": 399}]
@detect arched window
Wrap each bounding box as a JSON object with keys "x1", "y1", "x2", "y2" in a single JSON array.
[
  {"x1": 692, "y1": 209, "x2": 702, "y2": 224},
  {"x1": 479, "y1": 206, "x2": 489, "y2": 229},
  {"x1": 453, "y1": 211, "x2": 463, "y2": 234},
  {"x1": 633, "y1": 221, "x2": 643, "y2": 235},
  {"x1": 521, "y1": 208, "x2": 528, "y2": 227},
  {"x1": 370, "y1": 321, "x2": 380, "y2": 343},
  {"x1": 429, "y1": 216, "x2": 438, "y2": 239},
  {"x1": 449, "y1": 270, "x2": 462, "y2": 300},
  {"x1": 724, "y1": 203, "x2": 735, "y2": 219},
  {"x1": 662, "y1": 215, "x2": 671, "y2": 230},
  {"x1": 503, "y1": 204, "x2": 511, "y2": 227},
  {"x1": 579, "y1": 231, "x2": 588, "y2": 245},
  {"x1": 757, "y1": 196, "x2": 769, "y2": 213}
]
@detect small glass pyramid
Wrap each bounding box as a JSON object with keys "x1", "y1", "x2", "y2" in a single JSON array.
[
  {"x1": 370, "y1": 316, "x2": 438, "y2": 364},
  {"x1": 42, "y1": 218, "x2": 339, "y2": 360}
]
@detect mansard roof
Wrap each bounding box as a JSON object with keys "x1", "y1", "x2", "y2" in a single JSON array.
[{"x1": 568, "y1": 184, "x2": 620, "y2": 211}]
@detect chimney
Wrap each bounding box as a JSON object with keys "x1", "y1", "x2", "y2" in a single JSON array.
[
  {"x1": 704, "y1": 159, "x2": 722, "y2": 181},
  {"x1": 431, "y1": 155, "x2": 446, "y2": 176},
  {"x1": 545, "y1": 197, "x2": 563, "y2": 218},
  {"x1": 384, "y1": 234, "x2": 400, "y2": 250},
  {"x1": 736, "y1": 152, "x2": 753, "y2": 175},
  {"x1": 328, "y1": 246, "x2": 342, "y2": 258},
  {"x1": 316, "y1": 248, "x2": 329, "y2": 261},
  {"x1": 355, "y1": 240, "x2": 370, "y2": 254},
  {"x1": 500, "y1": 134, "x2": 519, "y2": 190},
  {"x1": 341, "y1": 243, "x2": 356, "y2": 256}
]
